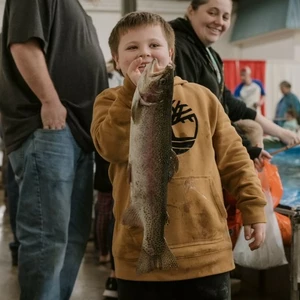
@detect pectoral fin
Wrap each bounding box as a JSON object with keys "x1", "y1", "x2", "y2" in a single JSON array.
[
  {"x1": 168, "y1": 149, "x2": 179, "y2": 181},
  {"x1": 122, "y1": 204, "x2": 143, "y2": 228}
]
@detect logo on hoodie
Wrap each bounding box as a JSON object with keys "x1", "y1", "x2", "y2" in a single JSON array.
[{"x1": 172, "y1": 99, "x2": 198, "y2": 154}]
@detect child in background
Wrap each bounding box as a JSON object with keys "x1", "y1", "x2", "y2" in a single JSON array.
[
  {"x1": 283, "y1": 109, "x2": 299, "y2": 132},
  {"x1": 91, "y1": 12, "x2": 266, "y2": 300}
]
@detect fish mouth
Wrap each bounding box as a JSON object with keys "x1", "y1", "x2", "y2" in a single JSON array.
[{"x1": 145, "y1": 59, "x2": 174, "y2": 78}]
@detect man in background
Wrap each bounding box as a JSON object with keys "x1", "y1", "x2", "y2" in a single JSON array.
[
  {"x1": 0, "y1": 0, "x2": 108, "y2": 299},
  {"x1": 234, "y1": 66, "x2": 266, "y2": 113},
  {"x1": 275, "y1": 81, "x2": 300, "y2": 127}
]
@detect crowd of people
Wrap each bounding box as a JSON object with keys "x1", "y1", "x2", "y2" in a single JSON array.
[{"x1": 0, "y1": 0, "x2": 299, "y2": 300}]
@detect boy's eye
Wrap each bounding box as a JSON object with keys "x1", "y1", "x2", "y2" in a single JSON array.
[
  {"x1": 150, "y1": 43, "x2": 160, "y2": 48},
  {"x1": 126, "y1": 45, "x2": 137, "y2": 50}
]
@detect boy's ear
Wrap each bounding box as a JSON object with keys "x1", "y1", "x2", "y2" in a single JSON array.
[
  {"x1": 112, "y1": 54, "x2": 120, "y2": 70},
  {"x1": 169, "y1": 48, "x2": 175, "y2": 62}
]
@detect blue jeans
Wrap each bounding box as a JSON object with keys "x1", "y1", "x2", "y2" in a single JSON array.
[
  {"x1": 9, "y1": 126, "x2": 94, "y2": 300},
  {"x1": 6, "y1": 159, "x2": 20, "y2": 261}
]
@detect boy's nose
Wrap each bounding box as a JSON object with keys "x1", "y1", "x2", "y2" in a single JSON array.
[{"x1": 139, "y1": 47, "x2": 151, "y2": 58}]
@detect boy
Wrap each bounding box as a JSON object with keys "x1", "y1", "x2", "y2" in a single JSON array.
[{"x1": 91, "y1": 11, "x2": 266, "y2": 300}]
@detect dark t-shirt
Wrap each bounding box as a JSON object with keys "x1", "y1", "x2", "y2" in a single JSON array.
[{"x1": 0, "y1": 0, "x2": 108, "y2": 154}]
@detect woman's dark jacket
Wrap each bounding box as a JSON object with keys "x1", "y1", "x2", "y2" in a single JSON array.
[{"x1": 169, "y1": 18, "x2": 261, "y2": 158}]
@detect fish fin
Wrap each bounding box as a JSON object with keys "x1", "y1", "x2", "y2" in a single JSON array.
[
  {"x1": 131, "y1": 90, "x2": 140, "y2": 123},
  {"x1": 127, "y1": 163, "x2": 132, "y2": 183},
  {"x1": 168, "y1": 149, "x2": 179, "y2": 181},
  {"x1": 165, "y1": 212, "x2": 170, "y2": 225},
  {"x1": 136, "y1": 241, "x2": 178, "y2": 275},
  {"x1": 122, "y1": 204, "x2": 143, "y2": 228}
]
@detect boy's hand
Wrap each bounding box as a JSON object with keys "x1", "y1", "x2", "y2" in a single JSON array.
[
  {"x1": 127, "y1": 57, "x2": 144, "y2": 86},
  {"x1": 254, "y1": 150, "x2": 272, "y2": 172},
  {"x1": 244, "y1": 223, "x2": 266, "y2": 251}
]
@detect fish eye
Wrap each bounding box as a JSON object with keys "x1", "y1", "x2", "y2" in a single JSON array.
[{"x1": 160, "y1": 78, "x2": 166, "y2": 85}]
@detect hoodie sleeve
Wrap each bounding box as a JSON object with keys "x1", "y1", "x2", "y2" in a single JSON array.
[
  {"x1": 211, "y1": 99, "x2": 266, "y2": 225},
  {"x1": 91, "y1": 75, "x2": 136, "y2": 164}
]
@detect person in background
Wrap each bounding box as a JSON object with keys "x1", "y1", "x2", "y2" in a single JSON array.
[
  {"x1": 94, "y1": 153, "x2": 118, "y2": 299},
  {"x1": 0, "y1": 0, "x2": 108, "y2": 299},
  {"x1": 93, "y1": 59, "x2": 124, "y2": 299},
  {"x1": 234, "y1": 66, "x2": 266, "y2": 113},
  {"x1": 91, "y1": 11, "x2": 266, "y2": 300},
  {"x1": 107, "y1": 59, "x2": 124, "y2": 88},
  {"x1": 282, "y1": 109, "x2": 299, "y2": 132},
  {"x1": 169, "y1": 0, "x2": 300, "y2": 151},
  {"x1": 275, "y1": 81, "x2": 300, "y2": 127}
]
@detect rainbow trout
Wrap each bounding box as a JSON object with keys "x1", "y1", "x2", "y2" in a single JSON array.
[{"x1": 122, "y1": 59, "x2": 179, "y2": 274}]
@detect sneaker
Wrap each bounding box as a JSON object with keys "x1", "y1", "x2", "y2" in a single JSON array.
[{"x1": 103, "y1": 277, "x2": 118, "y2": 299}]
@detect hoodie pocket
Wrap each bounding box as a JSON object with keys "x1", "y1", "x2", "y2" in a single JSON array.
[{"x1": 165, "y1": 176, "x2": 228, "y2": 247}]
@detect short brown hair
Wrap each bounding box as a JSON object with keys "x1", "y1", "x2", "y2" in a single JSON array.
[
  {"x1": 109, "y1": 11, "x2": 175, "y2": 58},
  {"x1": 280, "y1": 81, "x2": 291, "y2": 89}
]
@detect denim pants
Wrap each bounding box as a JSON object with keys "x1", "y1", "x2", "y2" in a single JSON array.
[
  {"x1": 9, "y1": 126, "x2": 94, "y2": 300},
  {"x1": 6, "y1": 159, "x2": 20, "y2": 258}
]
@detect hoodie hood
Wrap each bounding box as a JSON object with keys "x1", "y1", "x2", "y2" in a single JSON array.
[{"x1": 169, "y1": 18, "x2": 208, "y2": 57}]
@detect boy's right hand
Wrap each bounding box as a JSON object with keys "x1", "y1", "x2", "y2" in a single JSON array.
[{"x1": 127, "y1": 57, "x2": 143, "y2": 86}]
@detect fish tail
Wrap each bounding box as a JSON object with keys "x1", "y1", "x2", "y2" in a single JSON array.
[{"x1": 136, "y1": 241, "x2": 178, "y2": 275}]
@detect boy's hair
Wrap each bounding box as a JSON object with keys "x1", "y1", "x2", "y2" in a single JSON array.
[
  {"x1": 234, "y1": 119, "x2": 264, "y2": 147},
  {"x1": 108, "y1": 11, "x2": 175, "y2": 58}
]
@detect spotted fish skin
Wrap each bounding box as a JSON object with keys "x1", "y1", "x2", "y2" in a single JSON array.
[{"x1": 122, "y1": 59, "x2": 178, "y2": 275}]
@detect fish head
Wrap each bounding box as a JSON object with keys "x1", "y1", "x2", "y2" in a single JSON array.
[{"x1": 137, "y1": 59, "x2": 174, "y2": 104}]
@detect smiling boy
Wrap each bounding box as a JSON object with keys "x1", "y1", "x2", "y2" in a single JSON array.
[{"x1": 91, "y1": 11, "x2": 266, "y2": 300}]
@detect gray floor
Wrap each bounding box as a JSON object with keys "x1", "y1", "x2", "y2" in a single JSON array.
[{"x1": 0, "y1": 189, "x2": 292, "y2": 300}]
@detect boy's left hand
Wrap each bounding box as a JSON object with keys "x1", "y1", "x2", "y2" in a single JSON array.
[{"x1": 244, "y1": 223, "x2": 266, "y2": 251}]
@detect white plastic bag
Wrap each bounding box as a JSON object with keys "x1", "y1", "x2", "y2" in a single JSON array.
[{"x1": 233, "y1": 189, "x2": 288, "y2": 269}]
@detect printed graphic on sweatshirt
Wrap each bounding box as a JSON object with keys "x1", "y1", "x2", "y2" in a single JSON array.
[{"x1": 172, "y1": 99, "x2": 198, "y2": 154}]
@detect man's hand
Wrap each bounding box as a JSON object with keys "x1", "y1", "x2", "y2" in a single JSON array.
[
  {"x1": 244, "y1": 223, "x2": 266, "y2": 251},
  {"x1": 41, "y1": 101, "x2": 67, "y2": 130}
]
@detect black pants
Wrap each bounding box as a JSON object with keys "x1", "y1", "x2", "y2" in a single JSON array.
[{"x1": 117, "y1": 272, "x2": 231, "y2": 300}]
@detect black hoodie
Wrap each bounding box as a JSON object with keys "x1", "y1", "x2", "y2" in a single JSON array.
[
  {"x1": 169, "y1": 18, "x2": 261, "y2": 157},
  {"x1": 169, "y1": 18, "x2": 257, "y2": 122}
]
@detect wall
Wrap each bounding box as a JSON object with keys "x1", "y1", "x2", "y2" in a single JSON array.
[{"x1": 81, "y1": 0, "x2": 189, "y2": 60}]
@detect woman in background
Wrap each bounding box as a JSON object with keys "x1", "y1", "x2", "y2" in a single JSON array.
[{"x1": 169, "y1": 0, "x2": 300, "y2": 149}]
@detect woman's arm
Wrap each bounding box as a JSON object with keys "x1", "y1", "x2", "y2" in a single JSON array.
[{"x1": 255, "y1": 113, "x2": 300, "y2": 145}]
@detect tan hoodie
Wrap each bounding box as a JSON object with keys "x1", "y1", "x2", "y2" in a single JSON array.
[{"x1": 91, "y1": 75, "x2": 266, "y2": 281}]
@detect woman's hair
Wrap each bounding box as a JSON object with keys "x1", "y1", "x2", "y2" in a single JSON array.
[
  {"x1": 190, "y1": 0, "x2": 209, "y2": 10},
  {"x1": 189, "y1": 0, "x2": 232, "y2": 10}
]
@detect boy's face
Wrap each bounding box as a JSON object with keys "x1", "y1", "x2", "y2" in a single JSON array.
[{"x1": 114, "y1": 25, "x2": 173, "y2": 76}]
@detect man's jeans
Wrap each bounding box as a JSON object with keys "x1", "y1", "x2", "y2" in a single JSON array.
[
  {"x1": 7, "y1": 159, "x2": 20, "y2": 264},
  {"x1": 9, "y1": 126, "x2": 94, "y2": 300}
]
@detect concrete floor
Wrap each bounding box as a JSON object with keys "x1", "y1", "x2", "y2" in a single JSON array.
[{"x1": 0, "y1": 189, "x2": 293, "y2": 300}]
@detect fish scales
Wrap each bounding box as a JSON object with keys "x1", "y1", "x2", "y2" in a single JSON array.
[{"x1": 122, "y1": 59, "x2": 178, "y2": 274}]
